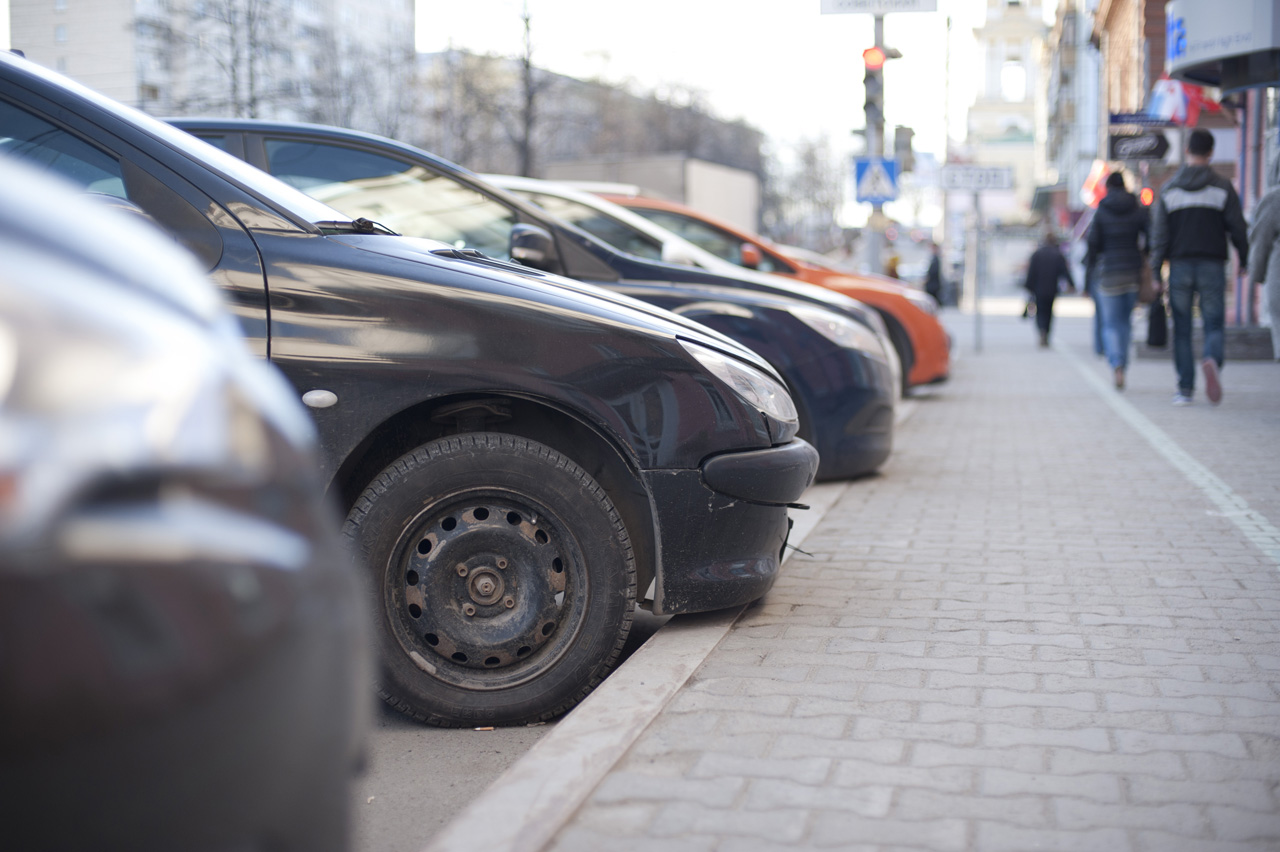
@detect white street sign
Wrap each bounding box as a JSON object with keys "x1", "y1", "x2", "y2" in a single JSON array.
[
  {"x1": 821, "y1": 0, "x2": 938, "y2": 13},
  {"x1": 940, "y1": 166, "x2": 1014, "y2": 191}
]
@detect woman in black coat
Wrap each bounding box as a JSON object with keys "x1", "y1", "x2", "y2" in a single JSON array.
[
  {"x1": 1086, "y1": 172, "x2": 1150, "y2": 388},
  {"x1": 1024, "y1": 231, "x2": 1076, "y2": 347}
]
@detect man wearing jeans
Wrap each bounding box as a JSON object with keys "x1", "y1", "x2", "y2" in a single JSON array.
[{"x1": 1149, "y1": 128, "x2": 1249, "y2": 405}]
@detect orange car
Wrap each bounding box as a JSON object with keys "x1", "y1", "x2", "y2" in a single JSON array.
[{"x1": 600, "y1": 193, "x2": 950, "y2": 391}]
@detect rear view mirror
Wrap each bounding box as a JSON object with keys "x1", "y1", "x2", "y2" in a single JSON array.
[
  {"x1": 510, "y1": 223, "x2": 557, "y2": 271},
  {"x1": 739, "y1": 243, "x2": 763, "y2": 269}
]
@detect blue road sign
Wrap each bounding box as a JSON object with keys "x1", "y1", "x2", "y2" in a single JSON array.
[{"x1": 854, "y1": 157, "x2": 899, "y2": 204}]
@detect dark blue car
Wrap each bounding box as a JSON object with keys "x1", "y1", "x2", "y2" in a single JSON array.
[{"x1": 169, "y1": 119, "x2": 898, "y2": 480}]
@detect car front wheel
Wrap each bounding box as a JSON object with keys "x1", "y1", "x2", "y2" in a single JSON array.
[{"x1": 344, "y1": 433, "x2": 636, "y2": 727}]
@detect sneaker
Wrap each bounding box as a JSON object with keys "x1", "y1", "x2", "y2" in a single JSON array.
[
  {"x1": 1114, "y1": 367, "x2": 1125, "y2": 390},
  {"x1": 1201, "y1": 359, "x2": 1222, "y2": 404},
  {"x1": 1172, "y1": 392, "x2": 1193, "y2": 406}
]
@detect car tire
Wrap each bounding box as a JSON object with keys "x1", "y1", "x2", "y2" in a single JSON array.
[
  {"x1": 344, "y1": 433, "x2": 636, "y2": 727},
  {"x1": 878, "y1": 311, "x2": 915, "y2": 396}
]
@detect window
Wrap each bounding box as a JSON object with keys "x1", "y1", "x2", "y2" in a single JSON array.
[
  {"x1": 55, "y1": 57, "x2": 67, "y2": 72},
  {"x1": 1000, "y1": 61, "x2": 1027, "y2": 102},
  {"x1": 0, "y1": 99, "x2": 223, "y2": 269},
  {"x1": 54, "y1": 24, "x2": 68, "y2": 43},
  {"x1": 513, "y1": 192, "x2": 663, "y2": 261},
  {"x1": 632, "y1": 209, "x2": 791, "y2": 273},
  {"x1": 264, "y1": 139, "x2": 518, "y2": 259},
  {"x1": 55, "y1": 0, "x2": 67, "y2": 10},
  {"x1": 0, "y1": 99, "x2": 125, "y2": 196},
  {"x1": 195, "y1": 134, "x2": 230, "y2": 152}
]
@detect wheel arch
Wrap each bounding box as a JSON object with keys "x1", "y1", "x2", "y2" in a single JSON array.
[
  {"x1": 872, "y1": 307, "x2": 915, "y2": 393},
  {"x1": 329, "y1": 394, "x2": 659, "y2": 605}
]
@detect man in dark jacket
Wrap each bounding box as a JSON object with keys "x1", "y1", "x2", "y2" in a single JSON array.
[
  {"x1": 924, "y1": 241, "x2": 943, "y2": 304},
  {"x1": 1024, "y1": 231, "x2": 1076, "y2": 347},
  {"x1": 1150, "y1": 128, "x2": 1249, "y2": 405},
  {"x1": 1087, "y1": 172, "x2": 1150, "y2": 389}
]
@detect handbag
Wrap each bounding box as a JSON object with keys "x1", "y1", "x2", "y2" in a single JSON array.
[
  {"x1": 1138, "y1": 262, "x2": 1157, "y2": 304},
  {"x1": 1146, "y1": 296, "x2": 1168, "y2": 347}
]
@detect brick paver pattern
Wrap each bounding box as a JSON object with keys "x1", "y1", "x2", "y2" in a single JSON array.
[{"x1": 546, "y1": 315, "x2": 1280, "y2": 852}]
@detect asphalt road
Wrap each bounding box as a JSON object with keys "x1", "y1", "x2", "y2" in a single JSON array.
[{"x1": 351, "y1": 610, "x2": 670, "y2": 852}]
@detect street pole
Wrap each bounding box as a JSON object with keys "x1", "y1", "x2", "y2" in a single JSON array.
[{"x1": 866, "y1": 14, "x2": 885, "y2": 276}]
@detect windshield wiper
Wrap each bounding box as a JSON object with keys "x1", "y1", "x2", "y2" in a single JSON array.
[{"x1": 316, "y1": 217, "x2": 397, "y2": 236}]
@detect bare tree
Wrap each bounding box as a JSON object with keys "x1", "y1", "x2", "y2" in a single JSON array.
[
  {"x1": 499, "y1": 3, "x2": 555, "y2": 177},
  {"x1": 308, "y1": 27, "x2": 418, "y2": 138},
  {"x1": 180, "y1": 0, "x2": 293, "y2": 117},
  {"x1": 415, "y1": 49, "x2": 512, "y2": 170},
  {"x1": 762, "y1": 137, "x2": 845, "y2": 252}
]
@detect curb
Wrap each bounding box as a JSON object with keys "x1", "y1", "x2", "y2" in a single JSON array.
[{"x1": 421, "y1": 480, "x2": 852, "y2": 852}]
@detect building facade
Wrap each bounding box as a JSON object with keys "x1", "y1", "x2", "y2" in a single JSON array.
[
  {"x1": 961, "y1": 0, "x2": 1049, "y2": 224},
  {"x1": 1044, "y1": 0, "x2": 1101, "y2": 224},
  {"x1": 10, "y1": 0, "x2": 415, "y2": 135}
]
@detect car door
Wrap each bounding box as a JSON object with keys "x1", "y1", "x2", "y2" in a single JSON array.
[{"x1": 0, "y1": 96, "x2": 271, "y2": 356}]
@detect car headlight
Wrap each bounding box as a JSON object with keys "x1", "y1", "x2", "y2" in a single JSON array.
[
  {"x1": 791, "y1": 305, "x2": 888, "y2": 362},
  {"x1": 904, "y1": 288, "x2": 939, "y2": 316},
  {"x1": 0, "y1": 243, "x2": 314, "y2": 543},
  {"x1": 679, "y1": 339, "x2": 798, "y2": 426}
]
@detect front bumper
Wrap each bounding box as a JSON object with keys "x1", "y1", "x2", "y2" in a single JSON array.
[
  {"x1": 791, "y1": 349, "x2": 896, "y2": 481},
  {"x1": 644, "y1": 438, "x2": 818, "y2": 616}
]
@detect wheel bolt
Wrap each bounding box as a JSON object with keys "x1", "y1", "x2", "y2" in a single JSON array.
[
  {"x1": 476, "y1": 577, "x2": 496, "y2": 596},
  {"x1": 463, "y1": 603, "x2": 476, "y2": 617},
  {"x1": 497, "y1": 558, "x2": 508, "y2": 570},
  {"x1": 503, "y1": 596, "x2": 515, "y2": 609},
  {"x1": 456, "y1": 564, "x2": 469, "y2": 577}
]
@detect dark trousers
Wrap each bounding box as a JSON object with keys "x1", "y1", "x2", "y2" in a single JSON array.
[{"x1": 1035, "y1": 294, "x2": 1056, "y2": 335}]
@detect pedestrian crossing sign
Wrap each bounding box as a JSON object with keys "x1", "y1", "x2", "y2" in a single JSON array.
[{"x1": 854, "y1": 157, "x2": 899, "y2": 204}]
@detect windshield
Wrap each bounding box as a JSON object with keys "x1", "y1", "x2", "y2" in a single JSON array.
[
  {"x1": 263, "y1": 139, "x2": 518, "y2": 258},
  {"x1": 509, "y1": 190, "x2": 664, "y2": 261}
]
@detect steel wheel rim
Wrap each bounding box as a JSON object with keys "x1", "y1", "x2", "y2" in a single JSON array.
[{"x1": 385, "y1": 487, "x2": 588, "y2": 691}]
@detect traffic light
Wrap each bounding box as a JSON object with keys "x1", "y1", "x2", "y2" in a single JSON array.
[
  {"x1": 893, "y1": 125, "x2": 915, "y2": 173},
  {"x1": 862, "y1": 46, "x2": 886, "y2": 71},
  {"x1": 864, "y1": 61, "x2": 884, "y2": 125},
  {"x1": 1140, "y1": 186, "x2": 1154, "y2": 206}
]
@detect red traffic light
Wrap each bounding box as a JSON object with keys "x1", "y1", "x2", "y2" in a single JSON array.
[
  {"x1": 1140, "y1": 187, "x2": 1154, "y2": 206},
  {"x1": 863, "y1": 46, "x2": 886, "y2": 71}
]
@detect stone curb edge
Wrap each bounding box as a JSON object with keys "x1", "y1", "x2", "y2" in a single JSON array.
[{"x1": 420, "y1": 479, "x2": 853, "y2": 852}]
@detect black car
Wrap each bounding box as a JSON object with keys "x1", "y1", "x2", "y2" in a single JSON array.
[
  {"x1": 168, "y1": 119, "x2": 898, "y2": 480},
  {"x1": 0, "y1": 52, "x2": 817, "y2": 726},
  {"x1": 0, "y1": 156, "x2": 369, "y2": 851}
]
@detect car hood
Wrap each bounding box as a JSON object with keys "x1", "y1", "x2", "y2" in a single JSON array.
[{"x1": 331, "y1": 233, "x2": 782, "y2": 378}]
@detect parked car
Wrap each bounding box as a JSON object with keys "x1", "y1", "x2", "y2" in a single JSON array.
[
  {"x1": 0, "y1": 52, "x2": 817, "y2": 726},
  {"x1": 596, "y1": 190, "x2": 951, "y2": 392},
  {"x1": 169, "y1": 119, "x2": 896, "y2": 479},
  {"x1": 0, "y1": 155, "x2": 370, "y2": 851}
]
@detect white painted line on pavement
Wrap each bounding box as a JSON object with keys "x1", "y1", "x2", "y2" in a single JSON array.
[
  {"x1": 420, "y1": 480, "x2": 851, "y2": 852},
  {"x1": 1060, "y1": 344, "x2": 1280, "y2": 567}
]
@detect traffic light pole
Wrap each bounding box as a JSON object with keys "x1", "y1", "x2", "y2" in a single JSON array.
[{"x1": 865, "y1": 14, "x2": 885, "y2": 276}]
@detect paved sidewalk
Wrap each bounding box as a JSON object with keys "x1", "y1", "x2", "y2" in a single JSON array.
[{"x1": 439, "y1": 311, "x2": 1280, "y2": 852}]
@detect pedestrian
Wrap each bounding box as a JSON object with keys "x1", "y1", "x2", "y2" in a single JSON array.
[
  {"x1": 1086, "y1": 172, "x2": 1151, "y2": 389},
  {"x1": 1024, "y1": 230, "x2": 1076, "y2": 347},
  {"x1": 884, "y1": 251, "x2": 901, "y2": 280},
  {"x1": 1149, "y1": 128, "x2": 1249, "y2": 405},
  {"x1": 1247, "y1": 145, "x2": 1280, "y2": 361},
  {"x1": 924, "y1": 241, "x2": 943, "y2": 304},
  {"x1": 1082, "y1": 244, "x2": 1104, "y2": 357}
]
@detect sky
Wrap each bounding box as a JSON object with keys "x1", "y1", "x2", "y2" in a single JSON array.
[
  {"x1": 414, "y1": 0, "x2": 1004, "y2": 161},
  {"x1": 0, "y1": 0, "x2": 1043, "y2": 158}
]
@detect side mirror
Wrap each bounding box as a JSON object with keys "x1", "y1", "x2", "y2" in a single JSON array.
[
  {"x1": 739, "y1": 243, "x2": 763, "y2": 270},
  {"x1": 510, "y1": 223, "x2": 557, "y2": 272}
]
